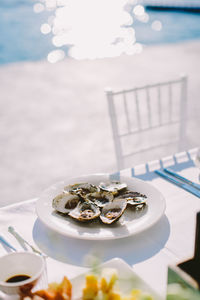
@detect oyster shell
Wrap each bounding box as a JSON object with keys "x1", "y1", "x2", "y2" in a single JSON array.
[
  {"x1": 64, "y1": 182, "x2": 98, "y2": 197},
  {"x1": 85, "y1": 191, "x2": 113, "y2": 208},
  {"x1": 99, "y1": 181, "x2": 127, "y2": 194},
  {"x1": 100, "y1": 198, "x2": 127, "y2": 224},
  {"x1": 117, "y1": 191, "x2": 147, "y2": 206},
  {"x1": 52, "y1": 192, "x2": 80, "y2": 214},
  {"x1": 68, "y1": 201, "x2": 100, "y2": 222}
]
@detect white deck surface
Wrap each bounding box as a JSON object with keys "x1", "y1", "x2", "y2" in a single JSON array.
[{"x1": 0, "y1": 40, "x2": 199, "y2": 207}]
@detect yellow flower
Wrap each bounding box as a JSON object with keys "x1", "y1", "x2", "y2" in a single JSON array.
[
  {"x1": 100, "y1": 277, "x2": 108, "y2": 293},
  {"x1": 82, "y1": 275, "x2": 98, "y2": 300},
  {"x1": 100, "y1": 271, "x2": 118, "y2": 294},
  {"x1": 131, "y1": 289, "x2": 141, "y2": 298},
  {"x1": 107, "y1": 292, "x2": 121, "y2": 300}
]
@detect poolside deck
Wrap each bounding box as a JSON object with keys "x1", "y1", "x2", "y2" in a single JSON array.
[{"x1": 0, "y1": 40, "x2": 200, "y2": 207}]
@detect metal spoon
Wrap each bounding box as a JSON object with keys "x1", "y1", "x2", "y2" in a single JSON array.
[
  {"x1": 8, "y1": 226, "x2": 48, "y2": 285},
  {"x1": 8, "y1": 226, "x2": 45, "y2": 257}
]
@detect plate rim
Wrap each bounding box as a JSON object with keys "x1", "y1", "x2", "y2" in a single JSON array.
[{"x1": 36, "y1": 173, "x2": 166, "y2": 240}]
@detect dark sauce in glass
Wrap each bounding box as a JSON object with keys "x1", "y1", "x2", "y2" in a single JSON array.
[{"x1": 6, "y1": 275, "x2": 31, "y2": 283}]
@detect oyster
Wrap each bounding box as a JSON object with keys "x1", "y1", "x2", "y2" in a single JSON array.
[
  {"x1": 100, "y1": 198, "x2": 127, "y2": 224},
  {"x1": 52, "y1": 192, "x2": 80, "y2": 214},
  {"x1": 117, "y1": 191, "x2": 147, "y2": 206},
  {"x1": 99, "y1": 181, "x2": 127, "y2": 194},
  {"x1": 68, "y1": 201, "x2": 100, "y2": 222},
  {"x1": 85, "y1": 191, "x2": 113, "y2": 208},
  {"x1": 64, "y1": 182, "x2": 98, "y2": 197}
]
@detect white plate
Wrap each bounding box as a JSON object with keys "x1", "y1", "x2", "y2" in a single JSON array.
[
  {"x1": 36, "y1": 173, "x2": 165, "y2": 240},
  {"x1": 71, "y1": 258, "x2": 162, "y2": 300}
]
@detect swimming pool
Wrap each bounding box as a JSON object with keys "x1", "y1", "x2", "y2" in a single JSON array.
[{"x1": 1, "y1": 0, "x2": 200, "y2": 64}]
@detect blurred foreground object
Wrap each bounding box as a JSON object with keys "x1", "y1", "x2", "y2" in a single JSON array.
[
  {"x1": 167, "y1": 211, "x2": 200, "y2": 299},
  {"x1": 21, "y1": 267, "x2": 156, "y2": 300},
  {"x1": 22, "y1": 276, "x2": 72, "y2": 300}
]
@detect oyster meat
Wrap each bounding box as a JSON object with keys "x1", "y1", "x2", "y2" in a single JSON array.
[
  {"x1": 85, "y1": 191, "x2": 113, "y2": 208},
  {"x1": 64, "y1": 182, "x2": 98, "y2": 197},
  {"x1": 68, "y1": 201, "x2": 100, "y2": 222},
  {"x1": 52, "y1": 192, "x2": 80, "y2": 214},
  {"x1": 52, "y1": 180, "x2": 148, "y2": 225},
  {"x1": 99, "y1": 181, "x2": 127, "y2": 194},
  {"x1": 117, "y1": 191, "x2": 147, "y2": 206},
  {"x1": 100, "y1": 198, "x2": 127, "y2": 224}
]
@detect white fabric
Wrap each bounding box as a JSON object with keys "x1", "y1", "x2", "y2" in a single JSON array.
[{"x1": 0, "y1": 148, "x2": 199, "y2": 299}]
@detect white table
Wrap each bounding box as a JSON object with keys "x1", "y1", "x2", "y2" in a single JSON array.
[{"x1": 0, "y1": 148, "x2": 199, "y2": 299}]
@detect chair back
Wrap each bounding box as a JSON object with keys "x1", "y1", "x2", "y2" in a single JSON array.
[{"x1": 106, "y1": 75, "x2": 187, "y2": 170}]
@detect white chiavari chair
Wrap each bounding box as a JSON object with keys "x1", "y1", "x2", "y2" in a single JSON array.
[{"x1": 106, "y1": 75, "x2": 188, "y2": 170}]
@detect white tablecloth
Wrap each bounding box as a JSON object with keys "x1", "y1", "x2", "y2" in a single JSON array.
[{"x1": 0, "y1": 148, "x2": 199, "y2": 299}]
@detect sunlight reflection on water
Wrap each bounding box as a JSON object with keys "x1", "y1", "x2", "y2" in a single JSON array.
[{"x1": 34, "y1": 0, "x2": 162, "y2": 62}]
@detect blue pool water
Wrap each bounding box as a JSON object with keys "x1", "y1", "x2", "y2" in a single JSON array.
[
  {"x1": 134, "y1": 9, "x2": 200, "y2": 44},
  {"x1": 0, "y1": 0, "x2": 53, "y2": 64},
  {"x1": 1, "y1": 0, "x2": 200, "y2": 64}
]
